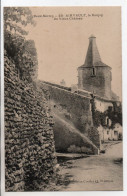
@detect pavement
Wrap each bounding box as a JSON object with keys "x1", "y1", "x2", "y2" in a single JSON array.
[{"x1": 57, "y1": 142, "x2": 123, "y2": 191}]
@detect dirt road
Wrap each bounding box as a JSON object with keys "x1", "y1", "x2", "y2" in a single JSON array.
[{"x1": 57, "y1": 142, "x2": 123, "y2": 191}]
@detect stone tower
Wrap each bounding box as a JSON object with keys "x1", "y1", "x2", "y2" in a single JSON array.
[{"x1": 78, "y1": 35, "x2": 112, "y2": 100}]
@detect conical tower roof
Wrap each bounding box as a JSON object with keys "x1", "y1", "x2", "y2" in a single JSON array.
[{"x1": 79, "y1": 35, "x2": 109, "y2": 68}]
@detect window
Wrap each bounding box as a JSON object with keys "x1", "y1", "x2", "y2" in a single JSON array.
[
  {"x1": 107, "y1": 118, "x2": 109, "y2": 126},
  {"x1": 91, "y1": 67, "x2": 96, "y2": 77},
  {"x1": 93, "y1": 67, "x2": 95, "y2": 75}
]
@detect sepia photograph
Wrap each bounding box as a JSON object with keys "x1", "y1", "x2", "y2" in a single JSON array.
[{"x1": 3, "y1": 6, "x2": 123, "y2": 192}]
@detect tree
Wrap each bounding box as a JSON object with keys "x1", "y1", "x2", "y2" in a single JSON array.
[
  {"x1": 4, "y1": 7, "x2": 38, "y2": 81},
  {"x1": 4, "y1": 7, "x2": 36, "y2": 35},
  {"x1": 107, "y1": 103, "x2": 122, "y2": 127}
]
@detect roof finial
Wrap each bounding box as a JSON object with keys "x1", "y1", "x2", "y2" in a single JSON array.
[{"x1": 89, "y1": 34, "x2": 96, "y2": 39}]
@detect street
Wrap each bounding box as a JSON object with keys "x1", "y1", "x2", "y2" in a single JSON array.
[{"x1": 57, "y1": 142, "x2": 123, "y2": 191}]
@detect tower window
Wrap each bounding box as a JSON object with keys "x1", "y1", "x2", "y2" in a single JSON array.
[{"x1": 91, "y1": 67, "x2": 96, "y2": 77}]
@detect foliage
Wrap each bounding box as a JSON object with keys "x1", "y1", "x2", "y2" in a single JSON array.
[
  {"x1": 91, "y1": 99, "x2": 106, "y2": 127},
  {"x1": 107, "y1": 103, "x2": 122, "y2": 127},
  {"x1": 4, "y1": 7, "x2": 38, "y2": 81},
  {"x1": 91, "y1": 98, "x2": 122, "y2": 128},
  {"x1": 4, "y1": 7, "x2": 36, "y2": 35}
]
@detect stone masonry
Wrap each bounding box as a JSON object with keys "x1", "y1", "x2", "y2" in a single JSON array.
[
  {"x1": 5, "y1": 52, "x2": 57, "y2": 191},
  {"x1": 40, "y1": 81, "x2": 101, "y2": 151}
]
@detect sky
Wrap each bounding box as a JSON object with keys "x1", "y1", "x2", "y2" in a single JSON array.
[{"x1": 27, "y1": 7, "x2": 122, "y2": 100}]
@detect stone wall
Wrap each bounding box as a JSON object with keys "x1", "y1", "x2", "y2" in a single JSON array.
[
  {"x1": 5, "y1": 53, "x2": 57, "y2": 191},
  {"x1": 38, "y1": 81, "x2": 121, "y2": 152},
  {"x1": 40, "y1": 81, "x2": 93, "y2": 135},
  {"x1": 39, "y1": 81, "x2": 102, "y2": 151},
  {"x1": 52, "y1": 113, "x2": 99, "y2": 154}
]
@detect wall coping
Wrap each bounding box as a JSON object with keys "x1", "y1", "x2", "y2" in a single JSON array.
[
  {"x1": 40, "y1": 81, "x2": 91, "y2": 100},
  {"x1": 40, "y1": 80, "x2": 121, "y2": 104}
]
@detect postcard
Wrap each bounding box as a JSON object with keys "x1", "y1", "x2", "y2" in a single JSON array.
[{"x1": 1, "y1": 1, "x2": 127, "y2": 195}]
